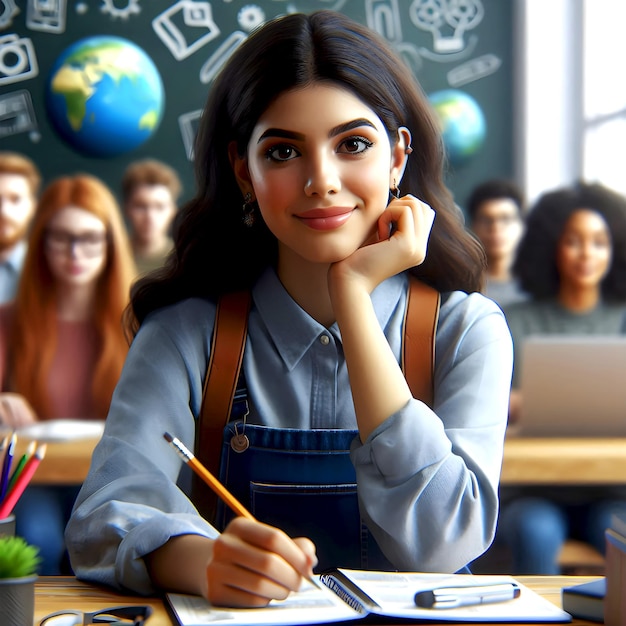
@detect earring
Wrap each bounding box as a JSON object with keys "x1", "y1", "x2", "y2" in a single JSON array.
[
  {"x1": 242, "y1": 192, "x2": 255, "y2": 227},
  {"x1": 391, "y1": 179, "x2": 400, "y2": 199},
  {"x1": 405, "y1": 145, "x2": 413, "y2": 155}
]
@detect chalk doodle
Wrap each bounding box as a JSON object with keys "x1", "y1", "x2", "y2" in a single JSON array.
[
  {"x1": 0, "y1": 89, "x2": 39, "y2": 141},
  {"x1": 0, "y1": 33, "x2": 39, "y2": 86},
  {"x1": 27, "y1": 0, "x2": 67, "y2": 32},
  {"x1": 153, "y1": 0, "x2": 220, "y2": 61},
  {"x1": 100, "y1": 0, "x2": 141, "y2": 20},
  {"x1": 410, "y1": 0, "x2": 482, "y2": 61},
  {"x1": 0, "y1": 0, "x2": 19, "y2": 30}
]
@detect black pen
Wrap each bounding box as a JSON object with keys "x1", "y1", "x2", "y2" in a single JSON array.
[{"x1": 414, "y1": 582, "x2": 521, "y2": 609}]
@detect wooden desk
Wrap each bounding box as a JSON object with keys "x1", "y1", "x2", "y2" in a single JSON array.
[
  {"x1": 14, "y1": 437, "x2": 99, "y2": 486},
  {"x1": 34, "y1": 575, "x2": 600, "y2": 625},
  {"x1": 15, "y1": 436, "x2": 626, "y2": 487},
  {"x1": 501, "y1": 437, "x2": 626, "y2": 486}
]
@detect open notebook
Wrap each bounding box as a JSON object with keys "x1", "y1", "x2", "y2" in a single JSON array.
[
  {"x1": 166, "y1": 569, "x2": 571, "y2": 625},
  {"x1": 514, "y1": 335, "x2": 626, "y2": 437}
]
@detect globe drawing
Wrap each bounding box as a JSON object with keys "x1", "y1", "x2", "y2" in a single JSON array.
[
  {"x1": 428, "y1": 89, "x2": 486, "y2": 165},
  {"x1": 46, "y1": 36, "x2": 165, "y2": 157}
]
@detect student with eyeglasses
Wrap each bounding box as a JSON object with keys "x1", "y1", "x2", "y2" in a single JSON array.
[
  {"x1": 466, "y1": 179, "x2": 528, "y2": 308},
  {"x1": 0, "y1": 174, "x2": 136, "y2": 574}
]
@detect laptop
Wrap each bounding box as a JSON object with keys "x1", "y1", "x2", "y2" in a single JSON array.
[{"x1": 514, "y1": 335, "x2": 626, "y2": 437}]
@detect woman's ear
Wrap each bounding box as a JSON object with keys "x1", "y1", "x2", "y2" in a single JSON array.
[
  {"x1": 228, "y1": 141, "x2": 253, "y2": 197},
  {"x1": 389, "y1": 126, "x2": 412, "y2": 189}
]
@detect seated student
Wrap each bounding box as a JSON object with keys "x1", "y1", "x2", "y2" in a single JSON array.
[
  {"x1": 466, "y1": 179, "x2": 528, "y2": 307},
  {"x1": 499, "y1": 181, "x2": 626, "y2": 574},
  {"x1": 0, "y1": 174, "x2": 136, "y2": 574},
  {"x1": 0, "y1": 152, "x2": 41, "y2": 304},
  {"x1": 121, "y1": 159, "x2": 182, "y2": 276},
  {"x1": 66, "y1": 11, "x2": 512, "y2": 607}
]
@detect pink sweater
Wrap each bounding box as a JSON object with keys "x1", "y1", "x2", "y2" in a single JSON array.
[{"x1": 0, "y1": 304, "x2": 100, "y2": 420}]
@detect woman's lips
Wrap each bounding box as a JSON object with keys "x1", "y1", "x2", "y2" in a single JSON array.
[{"x1": 297, "y1": 207, "x2": 354, "y2": 231}]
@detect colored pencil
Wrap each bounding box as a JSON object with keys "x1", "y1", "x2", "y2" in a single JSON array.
[
  {"x1": 6, "y1": 441, "x2": 36, "y2": 493},
  {"x1": 0, "y1": 443, "x2": 47, "y2": 519},
  {"x1": 163, "y1": 432, "x2": 253, "y2": 519},
  {"x1": 0, "y1": 432, "x2": 16, "y2": 501}
]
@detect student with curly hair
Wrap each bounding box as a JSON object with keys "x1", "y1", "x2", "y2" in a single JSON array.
[{"x1": 500, "y1": 181, "x2": 626, "y2": 573}]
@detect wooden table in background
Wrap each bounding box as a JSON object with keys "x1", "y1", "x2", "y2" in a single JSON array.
[
  {"x1": 501, "y1": 437, "x2": 626, "y2": 486},
  {"x1": 12, "y1": 436, "x2": 626, "y2": 487},
  {"x1": 13, "y1": 437, "x2": 99, "y2": 486},
  {"x1": 34, "y1": 575, "x2": 601, "y2": 625}
]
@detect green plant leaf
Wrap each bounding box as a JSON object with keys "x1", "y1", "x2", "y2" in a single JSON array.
[{"x1": 0, "y1": 536, "x2": 41, "y2": 578}]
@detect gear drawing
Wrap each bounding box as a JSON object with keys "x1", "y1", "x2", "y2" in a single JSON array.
[
  {"x1": 0, "y1": 0, "x2": 19, "y2": 29},
  {"x1": 238, "y1": 5, "x2": 265, "y2": 32},
  {"x1": 100, "y1": 0, "x2": 141, "y2": 20}
]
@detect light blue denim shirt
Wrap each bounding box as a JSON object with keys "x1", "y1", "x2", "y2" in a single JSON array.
[{"x1": 66, "y1": 268, "x2": 513, "y2": 595}]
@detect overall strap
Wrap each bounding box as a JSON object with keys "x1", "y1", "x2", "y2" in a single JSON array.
[
  {"x1": 196, "y1": 291, "x2": 251, "y2": 497},
  {"x1": 195, "y1": 278, "x2": 440, "y2": 515},
  {"x1": 402, "y1": 277, "x2": 441, "y2": 408}
]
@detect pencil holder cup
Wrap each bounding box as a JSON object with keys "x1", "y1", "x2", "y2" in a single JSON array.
[
  {"x1": 0, "y1": 514, "x2": 15, "y2": 537},
  {"x1": 0, "y1": 574, "x2": 36, "y2": 626}
]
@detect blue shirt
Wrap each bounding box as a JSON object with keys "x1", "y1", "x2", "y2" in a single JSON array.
[
  {"x1": 0, "y1": 241, "x2": 27, "y2": 304},
  {"x1": 66, "y1": 269, "x2": 513, "y2": 595}
]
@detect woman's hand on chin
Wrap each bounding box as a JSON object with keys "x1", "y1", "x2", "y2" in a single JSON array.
[{"x1": 329, "y1": 195, "x2": 435, "y2": 294}]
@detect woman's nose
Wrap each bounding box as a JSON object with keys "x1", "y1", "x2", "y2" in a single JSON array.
[{"x1": 304, "y1": 154, "x2": 340, "y2": 197}]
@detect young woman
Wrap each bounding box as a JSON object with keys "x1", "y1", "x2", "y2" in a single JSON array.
[
  {"x1": 0, "y1": 174, "x2": 136, "y2": 573},
  {"x1": 66, "y1": 11, "x2": 513, "y2": 606},
  {"x1": 499, "y1": 181, "x2": 626, "y2": 574}
]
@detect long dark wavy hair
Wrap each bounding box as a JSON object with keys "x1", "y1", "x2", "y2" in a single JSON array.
[
  {"x1": 513, "y1": 181, "x2": 626, "y2": 301},
  {"x1": 126, "y1": 10, "x2": 486, "y2": 334}
]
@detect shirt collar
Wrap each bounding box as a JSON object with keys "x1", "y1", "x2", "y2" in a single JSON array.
[
  {"x1": 2, "y1": 240, "x2": 27, "y2": 272},
  {"x1": 252, "y1": 267, "x2": 406, "y2": 371}
]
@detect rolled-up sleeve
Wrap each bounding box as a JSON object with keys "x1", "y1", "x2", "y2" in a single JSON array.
[
  {"x1": 66, "y1": 298, "x2": 219, "y2": 594},
  {"x1": 351, "y1": 292, "x2": 512, "y2": 572}
]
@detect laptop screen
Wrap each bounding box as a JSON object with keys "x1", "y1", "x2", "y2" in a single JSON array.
[{"x1": 513, "y1": 335, "x2": 626, "y2": 437}]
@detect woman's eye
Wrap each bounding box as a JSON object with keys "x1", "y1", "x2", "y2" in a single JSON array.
[
  {"x1": 338, "y1": 136, "x2": 373, "y2": 154},
  {"x1": 265, "y1": 144, "x2": 299, "y2": 162}
]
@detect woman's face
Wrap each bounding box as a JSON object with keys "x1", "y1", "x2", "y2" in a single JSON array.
[
  {"x1": 235, "y1": 83, "x2": 407, "y2": 266},
  {"x1": 556, "y1": 208, "x2": 612, "y2": 290},
  {"x1": 44, "y1": 206, "x2": 108, "y2": 289}
]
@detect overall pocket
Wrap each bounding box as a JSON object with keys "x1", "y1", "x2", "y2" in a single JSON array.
[{"x1": 215, "y1": 425, "x2": 380, "y2": 570}]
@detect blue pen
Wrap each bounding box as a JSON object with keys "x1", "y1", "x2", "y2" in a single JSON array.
[{"x1": 0, "y1": 433, "x2": 16, "y2": 501}]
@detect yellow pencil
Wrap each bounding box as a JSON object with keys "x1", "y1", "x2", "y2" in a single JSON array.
[{"x1": 163, "y1": 432, "x2": 254, "y2": 520}]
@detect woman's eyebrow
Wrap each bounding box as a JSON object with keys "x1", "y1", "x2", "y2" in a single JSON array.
[
  {"x1": 257, "y1": 118, "x2": 377, "y2": 144},
  {"x1": 257, "y1": 128, "x2": 305, "y2": 143},
  {"x1": 329, "y1": 118, "x2": 377, "y2": 138}
]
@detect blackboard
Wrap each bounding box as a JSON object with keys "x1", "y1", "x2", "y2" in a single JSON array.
[{"x1": 0, "y1": 0, "x2": 513, "y2": 210}]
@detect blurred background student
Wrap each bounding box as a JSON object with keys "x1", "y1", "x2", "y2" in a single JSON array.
[
  {"x1": 0, "y1": 174, "x2": 135, "y2": 574},
  {"x1": 499, "y1": 181, "x2": 626, "y2": 574},
  {"x1": 0, "y1": 152, "x2": 41, "y2": 304},
  {"x1": 467, "y1": 179, "x2": 527, "y2": 307},
  {"x1": 121, "y1": 159, "x2": 181, "y2": 276}
]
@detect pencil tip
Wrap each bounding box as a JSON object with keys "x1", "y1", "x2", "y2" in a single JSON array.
[{"x1": 163, "y1": 432, "x2": 173, "y2": 442}]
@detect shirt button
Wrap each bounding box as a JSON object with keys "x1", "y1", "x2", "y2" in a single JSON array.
[{"x1": 320, "y1": 334, "x2": 330, "y2": 345}]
